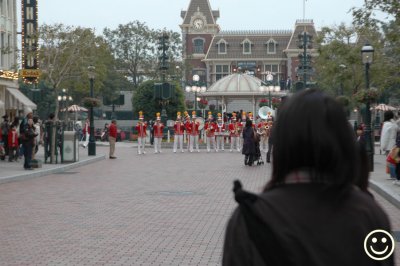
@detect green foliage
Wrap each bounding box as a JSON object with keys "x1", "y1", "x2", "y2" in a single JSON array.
[{"x1": 132, "y1": 80, "x2": 185, "y2": 120}]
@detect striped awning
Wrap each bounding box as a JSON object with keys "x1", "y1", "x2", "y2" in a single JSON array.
[
  {"x1": 61, "y1": 104, "x2": 88, "y2": 112},
  {"x1": 6, "y1": 87, "x2": 37, "y2": 110}
]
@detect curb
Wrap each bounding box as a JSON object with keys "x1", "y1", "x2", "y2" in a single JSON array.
[
  {"x1": 370, "y1": 179, "x2": 400, "y2": 210},
  {"x1": 0, "y1": 154, "x2": 106, "y2": 185}
]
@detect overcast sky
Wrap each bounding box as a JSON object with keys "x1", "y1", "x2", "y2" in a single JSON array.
[{"x1": 27, "y1": 0, "x2": 369, "y2": 34}]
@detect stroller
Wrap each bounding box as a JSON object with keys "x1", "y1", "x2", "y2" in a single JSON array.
[{"x1": 253, "y1": 131, "x2": 264, "y2": 165}]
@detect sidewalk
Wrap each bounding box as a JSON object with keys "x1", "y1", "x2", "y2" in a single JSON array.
[{"x1": 0, "y1": 142, "x2": 106, "y2": 184}]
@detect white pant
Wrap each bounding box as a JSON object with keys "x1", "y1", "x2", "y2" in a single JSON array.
[
  {"x1": 138, "y1": 137, "x2": 146, "y2": 154},
  {"x1": 216, "y1": 136, "x2": 224, "y2": 151},
  {"x1": 260, "y1": 136, "x2": 268, "y2": 151},
  {"x1": 83, "y1": 133, "x2": 90, "y2": 147},
  {"x1": 230, "y1": 136, "x2": 240, "y2": 151},
  {"x1": 173, "y1": 135, "x2": 184, "y2": 152},
  {"x1": 206, "y1": 136, "x2": 216, "y2": 152},
  {"x1": 154, "y1": 137, "x2": 162, "y2": 153},
  {"x1": 189, "y1": 135, "x2": 199, "y2": 152}
]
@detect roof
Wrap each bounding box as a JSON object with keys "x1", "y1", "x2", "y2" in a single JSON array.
[
  {"x1": 202, "y1": 73, "x2": 286, "y2": 97},
  {"x1": 286, "y1": 19, "x2": 318, "y2": 50},
  {"x1": 181, "y1": 0, "x2": 219, "y2": 25},
  {"x1": 204, "y1": 30, "x2": 292, "y2": 60}
]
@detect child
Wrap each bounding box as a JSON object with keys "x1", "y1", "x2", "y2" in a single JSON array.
[
  {"x1": 386, "y1": 137, "x2": 400, "y2": 183},
  {"x1": 8, "y1": 125, "x2": 19, "y2": 162}
]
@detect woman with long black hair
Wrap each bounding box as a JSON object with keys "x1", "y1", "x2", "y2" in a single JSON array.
[{"x1": 242, "y1": 119, "x2": 256, "y2": 166}]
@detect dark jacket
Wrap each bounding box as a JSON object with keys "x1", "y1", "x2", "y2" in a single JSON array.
[
  {"x1": 242, "y1": 126, "x2": 256, "y2": 155},
  {"x1": 23, "y1": 125, "x2": 37, "y2": 145},
  {"x1": 223, "y1": 184, "x2": 393, "y2": 266}
]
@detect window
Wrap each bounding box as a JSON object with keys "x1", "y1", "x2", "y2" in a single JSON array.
[
  {"x1": 193, "y1": 39, "x2": 204, "y2": 54},
  {"x1": 241, "y1": 39, "x2": 252, "y2": 54},
  {"x1": 218, "y1": 42, "x2": 226, "y2": 54},
  {"x1": 0, "y1": 0, "x2": 4, "y2": 15},
  {"x1": 267, "y1": 40, "x2": 276, "y2": 54},
  {"x1": 216, "y1": 65, "x2": 229, "y2": 81},
  {"x1": 218, "y1": 40, "x2": 226, "y2": 54}
]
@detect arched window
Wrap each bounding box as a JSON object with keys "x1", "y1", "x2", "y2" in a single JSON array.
[
  {"x1": 193, "y1": 39, "x2": 204, "y2": 54},
  {"x1": 242, "y1": 39, "x2": 251, "y2": 54},
  {"x1": 218, "y1": 42, "x2": 226, "y2": 54},
  {"x1": 267, "y1": 39, "x2": 277, "y2": 54}
]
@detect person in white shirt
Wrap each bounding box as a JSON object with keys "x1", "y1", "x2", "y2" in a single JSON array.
[{"x1": 380, "y1": 110, "x2": 399, "y2": 155}]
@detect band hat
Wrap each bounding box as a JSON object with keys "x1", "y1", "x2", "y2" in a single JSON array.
[
  {"x1": 192, "y1": 110, "x2": 196, "y2": 119},
  {"x1": 156, "y1": 112, "x2": 161, "y2": 121},
  {"x1": 208, "y1": 111, "x2": 213, "y2": 119},
  {"x1": 232, "y1": 113, "x2": 237, "y2": 120},
  {"x1": 217, "y1": 113, "x2": 222, "y2": 120},
  {"x1": 139, "y1": 111, "x2": 144, "y2": 120},
  {"x1": 177, "y1": 111, "x2": 181, "y2": 119}
]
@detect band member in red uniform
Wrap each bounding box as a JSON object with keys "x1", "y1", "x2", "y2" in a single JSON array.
[
  {"x1": 215, "y1": 113, "x2": 225, "y2": 152},
  {"x1": 184, "y1": 111, "x2": 192, "y2": 151},
  {"x1": 204, "y1": 111, "x2": 216, "y2": 152},
  {"x1": 173, "y1": 112, "x2": 185, "y2": 153},
  {"x1": 190, "y1": 111, "x2": 200, "y2": 152},
  {"x1": 153, "y1": 112, "x2": 164, "y2": 153},
  {"x1": 135, "y1": 111, "x2": 147, "y2": 155},
  {"x1": 229, "y1": 113, "x2": 241, "y2": 152}
]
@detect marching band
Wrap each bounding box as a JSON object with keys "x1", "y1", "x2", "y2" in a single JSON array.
[{"x1": 133, "y1": 110, "x2": 274, "y2": 156}]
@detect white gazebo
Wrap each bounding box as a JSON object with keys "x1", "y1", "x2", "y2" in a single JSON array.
[{"x1": 201, "y1": 73, "x2": 287, "y2": 116}]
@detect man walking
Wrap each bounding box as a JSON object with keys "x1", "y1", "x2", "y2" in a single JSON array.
[{"x1": 109, "y1": 119, "x2": 117, "y2": 159}]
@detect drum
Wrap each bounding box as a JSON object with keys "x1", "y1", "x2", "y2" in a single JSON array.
[{"x1": 195, "y1": 117, "x2": 205, "y2": 130}]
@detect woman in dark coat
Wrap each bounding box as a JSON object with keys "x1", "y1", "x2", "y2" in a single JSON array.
[
  {"x1": 22, "y1": 118, "x2": 37, "y2": 170},
  {"x1": 242, "y1": 119, "x2": 256, "y2": 166}
]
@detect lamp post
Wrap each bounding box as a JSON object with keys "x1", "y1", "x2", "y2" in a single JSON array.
[
  {"x1": 259, "y1": 73, "x2": 279, "y2": 108},
  {"x1": 361, "y1": 43, "x2": 374, "y2": 172},
  {"x1": 57, "y1": 89, "x2": 73, "y2": 123},
  {"x1": 185, "y1": 74, "x2": 206, "y2": 115},
  {"x1": 338, "y1": 64, "x2": 346, "y2": 96},
  {"x1": 88, "y1": 65, "x2": 96, "y2": 156}
]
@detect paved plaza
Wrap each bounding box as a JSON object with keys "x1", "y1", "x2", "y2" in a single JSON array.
[{"x1": 0, "y1": 143, "x2": 400, "y2": 265}]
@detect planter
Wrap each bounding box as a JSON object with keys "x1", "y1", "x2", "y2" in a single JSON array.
[
  {"x1": 83, "y1": 97, "x2": 101, "y2": 108},
  {"x1": 354, "y1": 89, "x2": 379, "y2": 104}
]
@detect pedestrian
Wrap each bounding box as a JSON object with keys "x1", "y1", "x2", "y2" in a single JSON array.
[
  {"x1": 7, "y1": 125, "x2": 19, "y2": 162},
  {"x1": 108, "y1": 119, "x2": 117, "y2": 159},
  {"x1": 266, "y1": 120, "x2": 274, "y2": 163},
  {"x1": 1, "y1": 115, "x2": 9, "y2": 160},
  {"x1": 22, "y1": 118, "x2": 37, "y2": 170},
  {"x1": 32, "y1": 116, "x2": 41, "y2": 159},
  {"x1": 223, "y1": 89, "x2": 393, "y2": 266},
  {"x1": 82, "y1": 118, "x2": 90, "y2": 148},
  {"x1": 380, "y1": 110, "x2": 398, "y2": 155},
  {"x1": 43, "y1": 113, "x2": 55, "y2": 162},
  {"x1": 386, "y1": 135, "x2": 400, "y2": 182},
  {"x1": 242, "y1": 119, "x2": 256, "y2": 166}
]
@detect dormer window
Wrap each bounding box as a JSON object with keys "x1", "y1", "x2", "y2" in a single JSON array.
[
  {"x1": 241, "y1": 39, "x2": 252, "y2": 54},
  {"x1": 267, "y1": 39, "x2": 277, "y2": 54},
  {"x1": 193, "y1": 38, "x2": 205, "y2": 54},
  {"x1": 217, "y1": 39, "x2": 227, "y2": 54}
]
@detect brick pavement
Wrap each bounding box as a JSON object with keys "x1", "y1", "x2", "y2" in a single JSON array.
[{"x1": 0, "y1": 145, "x2": 399, "y2": 265}]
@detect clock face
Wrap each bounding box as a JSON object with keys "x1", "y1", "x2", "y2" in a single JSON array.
[{"x1": 193, "y1": 18, "x2": 204, "y2": 30}]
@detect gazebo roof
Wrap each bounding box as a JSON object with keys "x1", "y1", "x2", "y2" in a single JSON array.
[{"x1": 203, "y1": 73, "x2": 262, "y2": 97}]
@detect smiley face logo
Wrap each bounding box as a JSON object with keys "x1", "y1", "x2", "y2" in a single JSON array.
[{"x1": 364, "y1": 229, "x2": 395, "y2": 260}]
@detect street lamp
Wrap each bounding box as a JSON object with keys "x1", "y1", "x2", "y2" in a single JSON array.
[
  {"x1": 88, "y1": 65, "x2": 96, "y2": 156},
  {"x1": 259, "y1": 73, "x2": 280, "y2": 108},
  {"x1": 57, "y1": 88, "x2": 73, "y2": 122},
  {"x1": 338, "y1": 64, "x2": 347, "y2": 96},
  {"x1": 185, "y1": 74, "x2": 207, "y2": 114},
  {"x1": 361, "y1": 43, "x2": 374, "y2": 172}
]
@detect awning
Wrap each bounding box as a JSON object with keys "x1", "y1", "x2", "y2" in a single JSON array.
[{"x1": 6, "y1": 87, "x2": 37, "y2": 110}]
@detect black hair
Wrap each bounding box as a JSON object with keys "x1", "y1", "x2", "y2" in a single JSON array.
[
  {"x1": 383, "y1": 110, "x2": 394, "y2": 122},
  {"x1": 245, "y1": 119, "x2": 252, "y2": 128},
  {"x1": 264, "y1": 89, "x2": 358, "y2": 193},
  {"x1": 48, "y1": 113, "x2": 55, "y2": 120},
  {"x1": 33, "y1": 116, "x2": 39, "y2": 123}
]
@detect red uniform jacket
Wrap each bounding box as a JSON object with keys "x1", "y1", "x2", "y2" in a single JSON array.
[
  {"x1": 204, "y1": 122, "x2": 216, "y2": 137},
  {"x1": 190, "y1": 121, "x2": 200, "y2": 136},
  {"x1": 153, "y1": 122, "x2": 164, "y2": 138},
  {"x1": 174, "y1": 121, "x2": 185, "y2": 135},
  {"x1": 215, "y1": 121, "x2": 225, "y2": 135},
  {"x1": 8, "y1": 130, "x2": 19, "y2": 147},
  {"x1": 109, "y1": 123, "x2": 117, "y2": 138},
  {"x1": 135, "y1": 122, "x2": 147, "y2": 138},
  {"x1": 184, "y1": 120, "x2": 192, "y2": 135},
  {"x1": 229, "y1": 123, "x2": 240, "y2": 137}
]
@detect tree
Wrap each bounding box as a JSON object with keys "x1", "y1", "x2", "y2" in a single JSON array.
[
  {"x1": 132, "y1": 80, "x2": 185, "y2": 120},
  {"x1": 103, "y1": 21, "x2": 182, "y2": 89}
]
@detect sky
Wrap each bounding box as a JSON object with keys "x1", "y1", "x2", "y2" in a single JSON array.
[{"x1": 26, "y1": 0, "x2": 369, "y2": 34}]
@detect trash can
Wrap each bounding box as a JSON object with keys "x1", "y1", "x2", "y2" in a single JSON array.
[{"x1": 62, "y1": 131, "x2": 79, "y2": 163}]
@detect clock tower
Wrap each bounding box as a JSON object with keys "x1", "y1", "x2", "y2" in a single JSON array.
[{"x1": 180, "y1": 0, "x2": 220, "y2": 83}]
